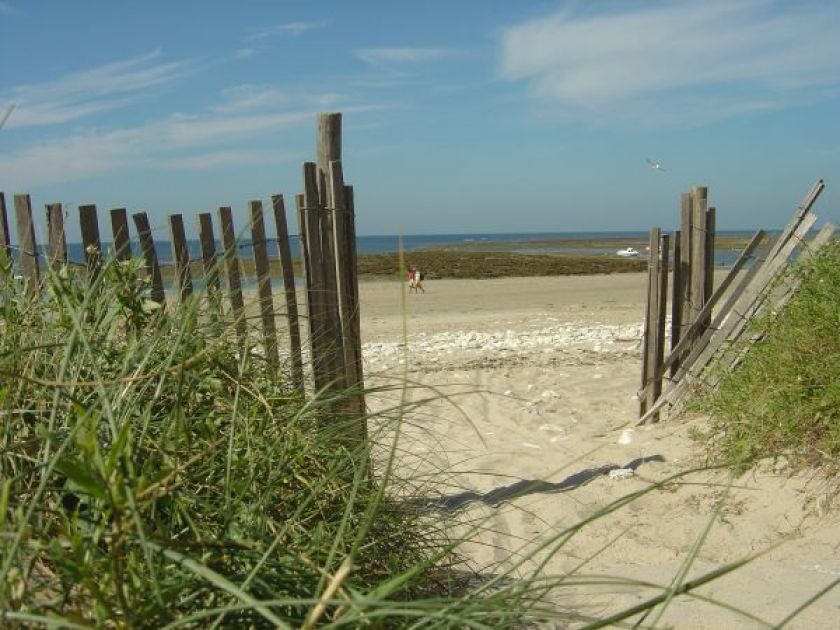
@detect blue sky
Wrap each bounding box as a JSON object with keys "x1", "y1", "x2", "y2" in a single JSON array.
[{"x1": 2, "y1": 0, "x2": 839, "y2": 240}]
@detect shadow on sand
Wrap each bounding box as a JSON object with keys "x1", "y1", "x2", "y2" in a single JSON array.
[{"x1": 417, "y1": 455, "x2": 666, "y2": 513}]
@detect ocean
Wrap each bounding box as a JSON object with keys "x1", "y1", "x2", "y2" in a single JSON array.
[{"x1": 41, "y1": 230, "x2": 759, "y2": 268}]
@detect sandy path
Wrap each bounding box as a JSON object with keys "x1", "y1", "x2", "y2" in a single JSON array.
[{"x1": 359, "y1": 273, "x2": 840, "y2": 628}]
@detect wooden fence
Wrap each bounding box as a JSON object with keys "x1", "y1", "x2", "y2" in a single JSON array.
[
  {"x1": 638, "y1": 180, "x2": 835, "y2": 423},
  {"x1": 0, "y1": 112, "x2": 365, "y2": 430}
]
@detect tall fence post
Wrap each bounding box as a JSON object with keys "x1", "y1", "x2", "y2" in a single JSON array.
[
  {"x1": 79, "y1": 205, "x2": 102, "y2": 282},
  {"x1": 639, "y1": 227, "x2": 661, "y2": 416},
  {"x1": 344, "y1": 184, "x2": 366, "y2": 417},
  {"x1": 688, "y1": 186, "x2": 708, "y2": 334},
  {"x1": 168, "y1": 214, "x2": 193, "y2": 303},
  {"x1": 327, "y1": 162, "x2": 357, "y2": 388},
  {"x1": 249, "y1": 200, "x2": 279, "y2": 369},
  {"x1": 647, "y1": 233, "x2": 670, "y2": 420},
  {"x1": 0, "y1": 193, "x2": 11, "y2": 267},
  {"x1": 303, "y1": 162, "x2": 338, "y2": 392},
  {"x1": 132, "y1": 211, "x2": 165, "y2": 305},
  {"x1": 14, "y1": 194, "x2": 40, "y2": 292},
  {"x1": 271, "y1": 194, "x2": 305, "y2": 393},
  {"x1": 702, "y1": 206, "x2": 716, "y2": 330},
  {"x1": 46, "y1": 203, "x2": 67, "y2": 270},
  {"x1": 678, "y1": 192, "x2": 693, "y2": 340},
  {"x1": 110, "y1": 208, "x2": 132, "y2": 262},
  {"x1": 197, "y1": 212, "x2": 222, "y2": 311},
  {"x1": 218, "y1": 206, "x2": 247, "y2": 346},
  {"x1": 669, "y1": 229, "x2": 683, "y2": 378}
]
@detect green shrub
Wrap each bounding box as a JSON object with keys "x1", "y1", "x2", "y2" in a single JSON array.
[{"x1": 697, "y1": 239, "x2": 840, "y2": 468}]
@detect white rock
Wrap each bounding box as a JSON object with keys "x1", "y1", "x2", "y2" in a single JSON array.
[
  {"x1": 608, "y1": 468, "x2": 634, "y2": 480},
  {"x1": 617, "y1": 429, "x2": 634, "y2": 445},
  {"x1": 503, "y1": 389, "x2": 513, "y2": 397},
  {"x1": 521, "y1": 442, "x2": 541, "y2": 449}
]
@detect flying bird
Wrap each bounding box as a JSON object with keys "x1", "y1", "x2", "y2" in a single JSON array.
[{"x1": 646, "y1": 157, "x2": 667, "y2": 172}]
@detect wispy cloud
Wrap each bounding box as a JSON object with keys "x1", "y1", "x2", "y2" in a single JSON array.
[
  {"x1": 164, "y1": 149, "x2": 299, "y2": 170},
  {"x1": 1, "y1": 50, "x2": 195, "y2": 129},
  {"x1": 500, "y1": 0, "x2": 840, "y2": 126},
  {"x1": 0, "y1": 102, "x2": 392, "y2": 188},
  {"x1": 246, "y1": 21, "x2": 326, "y2": 42},
  {"x1": 355, "y1": 47, "x2": 464, "y2": 65},
  {"x1": 232, "y1": 47, "x2": 258, "y2": 60},
  {"x1": 210, "y1": 84, "x2": 344, "y2": 114}
]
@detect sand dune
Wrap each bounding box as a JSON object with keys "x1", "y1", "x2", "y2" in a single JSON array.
[{"x1": 361, "y1": 273, "x2": 839, "y2": 628}]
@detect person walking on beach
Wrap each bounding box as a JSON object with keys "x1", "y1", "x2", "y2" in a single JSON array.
[
  {"x1": 413, "y1": 267, "x2": 425, "y2": 293},
  {"x1": 408, "y1": 267, "x2": 417, "y2": 293}
]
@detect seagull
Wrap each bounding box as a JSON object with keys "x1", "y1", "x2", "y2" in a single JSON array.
[{"x1": 646, "y1": 157, "x2": 667, "y2": 172}]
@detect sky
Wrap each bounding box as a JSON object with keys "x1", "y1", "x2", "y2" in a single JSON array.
[{"x1": 1, "y1": 0, "x2": 839, "y2": 240}]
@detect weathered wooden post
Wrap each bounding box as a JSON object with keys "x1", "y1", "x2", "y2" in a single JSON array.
[
  {"x1": 218, "y1": 206, "x2": 247, "y2": 346},
  {"x1": 168, "y1": 214, "x2": 193, "y2": 303},
  {"x1": 271, "y1": 194, "x2": 305, "y2": 393},
  {"x1": 196, "y1": 212, "x2": 222, "y2": 313},
  {"x1": 647, "y1": 233, "x2": 670, "y2": 419},
  {"x1": 344, "y1": 184, "x2": 365, "y2": 417},
  {"x1": 46, "y1": 203, "x2": 67, "y2": 270},
  {"x1": 639, "y1": 227, "x2": 661, "y2": 416},
  {"x1": 249, "y1": 200, "x2": 279, "y2": 369},
  {"x1": 110, "y1": 208, "x2": 132, "y2": 262},
  {"x1": 14, "y1": 194, "x2": 40, "y2": 292},
  {"x1": 688, "y1": 186, "x2": 708, "y2": 333},
  {"x1": 0, "y1": 193, "x2": 11, "y2": 268},
  {"x1": 669, "y1": 229, "x2": 683, "y2": 379},
  {"x1": 132, "y1": 212, "x2": 165, "y2": 304},
  {"x1": 79, "y1": 205, "x2": 102, "y2": 281}
]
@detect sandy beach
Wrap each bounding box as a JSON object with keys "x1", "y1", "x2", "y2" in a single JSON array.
[{"x1": 358, "y1": 273, "x2": 839, "y2": 628}]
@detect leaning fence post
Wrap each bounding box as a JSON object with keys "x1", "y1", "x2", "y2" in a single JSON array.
[
  {"x1": 218, "y1": 206, "x2": 247, "y2": 346},
  {"x1": 271, "y1": 194, "x2": 305, "y2": 393},
  {"x1": 132, "y1": 211, "x2": 165, "y2": 305},
  {"x1": 46, "y1": 203, "x2": 67, "y2": 270},
  {"x1": 250, "y1": 200, "x2": 279, "y2": 369},
  {"x1": 14, "y1": 194, "x2": 40, "y2": 293},
  {"x1": 702, "y1": 206, "x2": 716, "y2": 330}
]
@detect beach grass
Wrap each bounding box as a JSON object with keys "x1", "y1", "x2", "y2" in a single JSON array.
[
  {"x1": 694, "y1": 239, "x2": 840, "y2": 470},
  {"x1": 2, "y1": 253, "x2": 830, "y2": 627}
]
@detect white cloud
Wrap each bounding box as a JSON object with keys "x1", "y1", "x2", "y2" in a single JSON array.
[
  {"x1": 2, "y1": 50, "x2": 195, "y2": 129},
  {"x1": 355, "y1": 47, "x2": 463, "y2": 65},
  {"x1": 500, "y1": 0, "x2": 840, "y2": 126},
  {"x1": 246, "y1": 21, "x2": 326, "y2": 42}
]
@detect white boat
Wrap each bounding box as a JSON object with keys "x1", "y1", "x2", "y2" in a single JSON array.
[{"x1": 616, "y1": 247, "x2": 640, "y2": 257}]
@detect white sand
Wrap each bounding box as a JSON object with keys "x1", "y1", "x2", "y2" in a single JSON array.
[{"x1": 358, "y1": 274, "x2": 839, "y2": 628}]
